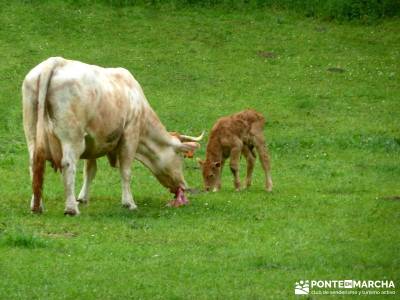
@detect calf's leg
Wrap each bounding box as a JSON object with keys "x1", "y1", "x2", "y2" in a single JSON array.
[
  {"x1": 215, "y1": 160, "x2": 225, "y2": 192},
  {"x1": 253, "y1": 133, "x2": 273, "y2": 192},
  {"x1": 229, "y1": 146, "x2": 242, "y2": 191},
  {"x1": 242, "y1": 145, "x2": 256, "y2": 188}
]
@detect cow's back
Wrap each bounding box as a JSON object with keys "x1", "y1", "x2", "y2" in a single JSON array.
[{"x1": 45, "y1": 58, "x2": 145, "y2": 159}]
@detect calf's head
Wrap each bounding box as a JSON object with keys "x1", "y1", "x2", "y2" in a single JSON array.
[{"x1": 198, "y1": 159, "x2": 221, "y2": 192}]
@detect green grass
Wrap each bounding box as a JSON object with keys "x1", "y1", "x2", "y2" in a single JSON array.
[
  {"x1": 0, "y1": 1, "x2": 399, "y2": 299},
  {"x1": 65, "y1": 0, "x2": 400, "y2": 20}
]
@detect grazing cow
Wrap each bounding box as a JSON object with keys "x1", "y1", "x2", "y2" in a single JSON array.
[
  {"x1": 22, "y1": 57, "x2": 202, "y2": 215},
  {"x1": 198, "y1": 109, "x2": 273, "y2": 192}
]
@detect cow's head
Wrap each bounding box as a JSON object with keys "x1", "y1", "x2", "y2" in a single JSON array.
[
  {"x1": 197, "y1": 159, "x2": 221, "y2": 192},
  {"x1": 154, "y1": 140, "x2": 200, "y2": 193},
  {"x1": 137, "y1": 131, "x2": 203, "y2": 196}
]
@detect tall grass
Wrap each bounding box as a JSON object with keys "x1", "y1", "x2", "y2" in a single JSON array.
[{"x1": 59, "y1": 0, "x2": 400, "y2": 20}]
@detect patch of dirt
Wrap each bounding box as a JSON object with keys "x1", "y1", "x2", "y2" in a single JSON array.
[
  {"x1": 257, "y1": 51, "x2": 276, "y2": 59},
  {"x1": 315, "y1": 26, "x2": 327, "y2": 32},
  {"x1": 45, "y1": 232, "x2": 77, "y2": 238},
  {"x1": 327, "y1": 67, "x2": 345, "y2": 73},
  {"x1": 186, "y1": 188, "x2": 203, "y2": 195},
  {"x1": 381, "y1": 196, "x2": 400, "y2": 201}
]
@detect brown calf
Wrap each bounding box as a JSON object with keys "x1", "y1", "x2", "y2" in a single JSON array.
[{"x1": 198, "y1": 109, "x2": 273, "y2": 192}]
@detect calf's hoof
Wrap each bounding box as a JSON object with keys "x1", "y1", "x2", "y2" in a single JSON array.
[{"x1": 266, "y1": 179, "x2": 273, "y2": 192}]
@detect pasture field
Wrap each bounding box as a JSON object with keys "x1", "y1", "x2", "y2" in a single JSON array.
[{"x1": 0, "y1": 1, "x2": 399, "y2": 299}]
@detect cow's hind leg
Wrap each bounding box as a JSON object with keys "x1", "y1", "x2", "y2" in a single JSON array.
[
  {"x1": 62, "y1": 142, "x2": 84, "y2": 215},
  {"x1": 23, "y1": 83, "x2": 44, "y2": 212},
  {"x1": 28, "y1": 144, "x2": 44, "y2": 213},
  {"x1": 77, "y1": 159, "x2": 97, "y2": 204}
]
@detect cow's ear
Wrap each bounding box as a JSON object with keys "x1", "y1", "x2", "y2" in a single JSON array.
[
  {"x1": 176, "y1": 142, "x2": 200, "y2": 153},
  {"x1": 213, "y1": 161, "x2": 221, "y2": 168}
]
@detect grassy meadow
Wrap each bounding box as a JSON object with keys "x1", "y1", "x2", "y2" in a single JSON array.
[{"x1": 0, "y1": 1, "x2": 399, "y2": 299}]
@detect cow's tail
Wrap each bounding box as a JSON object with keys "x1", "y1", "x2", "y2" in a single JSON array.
[{"x1": 31, "y1": 57, "x2": 60, "y2": 213}]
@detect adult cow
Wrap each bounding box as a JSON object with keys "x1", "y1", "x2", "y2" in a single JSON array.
[{"x1": 22, "y1": 57, "x2": 201, "y2": 215}]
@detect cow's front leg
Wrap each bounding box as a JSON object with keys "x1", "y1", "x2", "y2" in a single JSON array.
[
  {"x1": 229, "y1": 146, "x2": 242, "y2": 191},
  {"x1": 62, "y1": 144, "x2": 81, "y2": 216},
  {"x1": 119, "y1": 160, "x2": 137, "y2": 210},
  {"x1": 77, "y1": 159, "x2": 97, "y2": 204},
  {"x1": 118, "y1": 145, "x2": 137, "y2": 210}
]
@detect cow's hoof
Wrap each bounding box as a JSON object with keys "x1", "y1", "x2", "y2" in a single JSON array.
[
  {"x1": 167, "y1": 200, "x2": 189, "y2": 207},
  {"x1": 64, "y1": 208, "x2": 79, "y2": 216},
  {"x1": 122, "y1": 203, "x2": 137, "y2": 211},
  {"x1": 31, "y1": 206, "x2": 43, "y2": 214},
  {"x1": 77, "y1": 198, "x2": 88, "y2": 205}
]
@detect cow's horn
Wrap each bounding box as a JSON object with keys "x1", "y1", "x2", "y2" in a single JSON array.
[{"x1": 178, "y1": 131, "x2": 205, "y2": 142}]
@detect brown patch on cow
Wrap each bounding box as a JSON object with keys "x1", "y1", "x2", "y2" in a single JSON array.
[
  {"x1": 32, "y1": 146, "x2": 46, "y2": 213},
  {"x1": 111, "y1": 71, "x2": 135, "y2": 89}
]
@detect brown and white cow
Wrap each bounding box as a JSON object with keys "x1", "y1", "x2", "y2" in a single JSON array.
[
  {"x1": 198, "y1": 109, "x2": 273, "y2": 192},
  {"x1": 22, "y1": 57, "x2": 202, "y2": 215}
]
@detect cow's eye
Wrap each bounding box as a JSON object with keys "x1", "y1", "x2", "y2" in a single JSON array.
[{"x1": 207, "y1": 174, "x2": 214, "y2": 179}]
